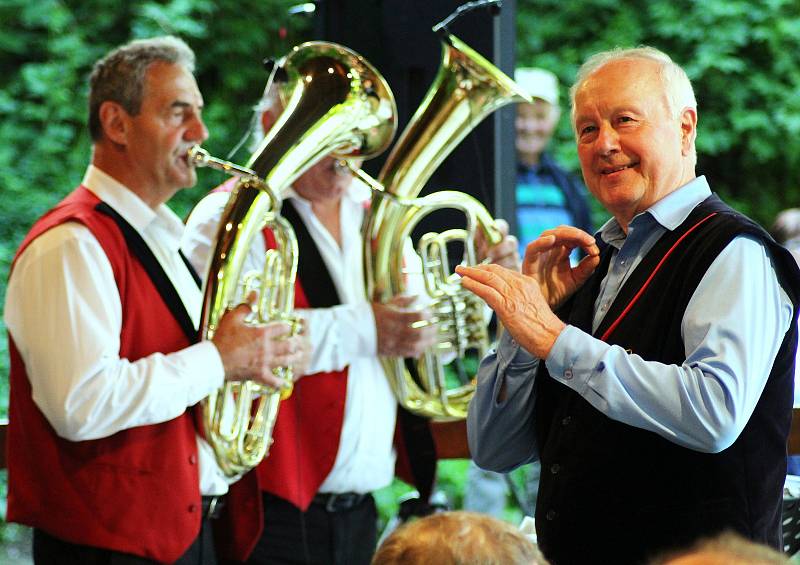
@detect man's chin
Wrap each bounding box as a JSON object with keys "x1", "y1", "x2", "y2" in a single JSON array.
[{"x1": 174, "y1": 169, "x2": 198, "y2": 189}]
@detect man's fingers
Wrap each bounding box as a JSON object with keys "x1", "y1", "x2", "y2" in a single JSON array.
[
  {"x1": 523, "y1": 235, "x2": 558, "y2": 266},
  {"x1": 582, "y1": 242, "x2": 601, "y2": 258},
  {"x1": 455, "y1": 264, "x2": 512, "y2": 294},
  {"x1": 459, "y1": 274, "x2": 505, "y2": 312},
  {"x1": 261, "y1": 321, "x2": 293, "y2": 338},
  {"x1": 485, "y1": 236, "x2": 519, "y2": 266},
  {"x1": 573, "y1": 253, "x2": 601, "y2": 285},
  {"x1": 226, "y1": 301, "x2": 253, "y2": 322},
  {"x1": 539, "y1": 225, "x2": 595, "y2": 243},
  {"x1": 525, "y1": 234, "x2": 557, "y2": 253},
  {"x1": 387, "y1": 295, "x2": 417, "y2": 309},
  {"x1": 531, "y1": 227, "x2": 597, "y2": 257},
  {"x1": 493, "y1": 218, "x2": 510, "y2": 238}
]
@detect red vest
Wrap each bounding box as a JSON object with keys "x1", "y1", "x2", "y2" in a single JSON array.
[
  {"x1": 213, "y1": 186, "x2": 432, "y2": 560},
  {"x1": 8, "y1": 187, "x2": 204, "y2": 562},
  {"x1": 208, "y1": 180, "x2": 350, "y2": 512},
  {"x1": 255, "y1": 227, "x2": 349, "y2": 511}
]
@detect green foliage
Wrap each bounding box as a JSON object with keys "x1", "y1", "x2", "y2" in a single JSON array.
[
  {"x1": 0, "y1": 0, "x2": 312, "y2": 547},
  {"x1": 4, "y1": 0, "x2": 799, "y2": 403},
  {"x1": 518, "y1": 0, "x2": 800, "y2": 226},
  {"x1": 0, "y1": 0, "x2": 312, "y2": 409},
  {"x1": 2, "y1": 0, "x2": 800, "y2": 554}
]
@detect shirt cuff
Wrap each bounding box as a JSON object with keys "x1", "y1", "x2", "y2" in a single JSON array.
[
  {"x1": 545, "y1": 324, "x2": 607, "y2": 394},
  {"x1": 487, "y1": 332, "x2": 539, "y2": 406},
  {"x1": 496, "y1": 330, "x2": 538, "y2": 368},
  {"x1": 356, "y1": 301, "x2": 379, "y2": 355},
  {"x1": 182, "y1": 341, "x2": 226, "y2": 405}
]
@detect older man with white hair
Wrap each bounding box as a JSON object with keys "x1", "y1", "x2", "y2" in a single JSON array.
[{"x1": 459, "y1": 47, "x2": 800, "y2": 564}]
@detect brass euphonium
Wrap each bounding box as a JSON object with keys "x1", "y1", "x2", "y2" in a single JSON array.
[
  {"x1": 192, "y1": 41, "x2": 397, "y2": 476},
  {"x1": 361, "y1": 34, "x2": 532, "y2": 421}
]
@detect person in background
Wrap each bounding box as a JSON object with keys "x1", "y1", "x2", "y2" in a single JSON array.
[
  {"x1": 4, "y1": 36, "x2": 309, "y2": 565},
  {"x1": 371, "y1": 510, "x2": 549, "y2": 565},
  {"x1": 182, "y1": 82, "x2": 521, "y2": 565},
  {"x1": 771, "y1": 208, "x2": 800, "y2": 262},
  {"x1": 458, "y1": 46, "x2": 800, "y2": 564},
  {"x1": 513, "y1": 67, "x2": 593, "y2": 256},
  {"x1": 463, "y1": 66, "x2": 593, "y2": 520}
]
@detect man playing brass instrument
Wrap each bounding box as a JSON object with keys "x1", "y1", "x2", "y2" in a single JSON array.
[
  {"x1": 458, "y1": 47, "x2": 800, "y2": 564},
  {"x1": 4, "y1": 36, "x2": 309, "y2": 564},
  {"x1": 182, "y1": 83, "x2": 519, "y2": 565}
]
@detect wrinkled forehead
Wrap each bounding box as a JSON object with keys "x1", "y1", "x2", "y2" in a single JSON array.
[
  {"x1": 142, "y1": 61, "x2": 203, "y2": 106},
  {"x1": 573, "y1": 59, "x2": 667, "y2": 119}
]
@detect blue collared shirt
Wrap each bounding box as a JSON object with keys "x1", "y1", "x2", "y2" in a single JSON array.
[{"x1": 467, "y1": 177, "x2": 794, "y2": 472}]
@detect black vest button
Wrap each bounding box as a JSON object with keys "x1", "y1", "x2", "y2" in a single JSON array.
[
  {"x1": 561, "y1": 416, "x2": 572, "y2": 426},
  {"x1": 550, "y1": 463, "x2": 561, "y2": 474},
  {"x1": 546, "y1": 509, "x2": 557, "y2": 520}
]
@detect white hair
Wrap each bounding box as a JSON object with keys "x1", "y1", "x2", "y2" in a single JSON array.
[
  {"x1": 249, "y1": 81, "x2": 283, "y2": 153},
  {"x1": 570, "y1": 46, "x2": 696, "y2": 118},
  {"x1": 569, "y1": 46, "x2": 697, "y2": 163}
]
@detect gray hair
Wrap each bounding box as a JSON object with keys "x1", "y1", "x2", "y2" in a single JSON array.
[
  {"x1": 88, "y1": 35, "x2": 196, "y2": 141},
  {"x1": 569, "y1": 46, "x2": 697, "y2": 124},
  {"x1": 249, "y1": 81, "x2": 283, "y2": 152},
  {"x1": 569, "y1": 46, "x2": 697, "y2": 166}
]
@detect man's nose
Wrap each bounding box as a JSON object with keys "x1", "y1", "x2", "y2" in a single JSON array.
[
  {"x1": 187, "y1": 115, "x2": 209, "y2": 143},
  {"x1": 516, "y1": 119, "x2": 536, "y2": 134},
  {"x1": 596, "y1": 123, "x2": 620, "y2": 155}
]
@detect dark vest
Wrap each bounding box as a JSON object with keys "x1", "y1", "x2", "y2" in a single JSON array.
[{"x1": 534, "y1": 195, "x2": 800, "y2": 565}]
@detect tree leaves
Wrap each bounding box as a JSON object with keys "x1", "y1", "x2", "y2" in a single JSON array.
[{"x1": 517, "y1": 0, "x2": 800, "y2": 224}]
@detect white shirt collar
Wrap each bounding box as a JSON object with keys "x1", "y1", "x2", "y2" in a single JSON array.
[
  {"x1": 598, "y1": 175, "x2": 712, "y2": 242},
  {"x1": 645, "y1": 175, "x2": 712, "y2": 231},
  {"x1": 82, "y1": 165, "x2": 186, "y2": 252}
]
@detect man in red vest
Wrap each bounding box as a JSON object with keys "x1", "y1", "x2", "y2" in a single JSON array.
[
  {"x1": 182, "y1": 83, "x2": 519, "y2": 565},
  {"x1": 4, "y1": 35, "x2": 310, "y2": 565}
]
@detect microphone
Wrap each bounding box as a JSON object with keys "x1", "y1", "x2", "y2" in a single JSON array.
[{"x1": 433, "y1": 0, "x2": 503, "y2": 38}]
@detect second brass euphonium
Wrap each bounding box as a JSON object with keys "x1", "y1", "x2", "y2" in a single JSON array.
[
  {"x1": 362, "y1": 33, "x2": 532, "y2": 421},
  {"x1": 194, "y1": 41, "x2": 397, "y2": 476}
]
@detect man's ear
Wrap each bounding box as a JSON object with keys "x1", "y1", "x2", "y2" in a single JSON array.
[
  {"x1": 679, "y1": 107, "x2": 697, "y2": 157},
  {"x1": 98, "y1": 101, "x2": 130, "y2": 145}
]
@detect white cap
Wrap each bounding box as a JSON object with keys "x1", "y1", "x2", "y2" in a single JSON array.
[{"x1": 515, "y1": 67, "x2": 560, "y2": 106}]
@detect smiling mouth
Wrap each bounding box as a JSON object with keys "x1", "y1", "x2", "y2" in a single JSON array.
[{"x1": 601, "y1": 163, "x2": 638, "y2": 175}]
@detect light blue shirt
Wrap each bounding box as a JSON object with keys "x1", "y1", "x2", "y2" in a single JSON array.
[{"x1": 467, "y1": 177, "x2": 794, "y2": 473}]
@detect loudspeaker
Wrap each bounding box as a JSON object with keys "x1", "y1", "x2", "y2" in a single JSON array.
[{"x1": 313, "y1": 0, "x2": 518, "y2": 229}]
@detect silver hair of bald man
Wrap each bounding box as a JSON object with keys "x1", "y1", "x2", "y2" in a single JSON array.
[{"x1": 569, "y1": 46, "x2": 698, "y2": 164}]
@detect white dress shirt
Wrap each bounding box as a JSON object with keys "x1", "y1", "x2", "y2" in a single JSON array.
[
  {"x1": 183, "y1": 179, "x2": 422, "y2": 494},
  {"x1": 5, "y1": 165, "x2": 230, "y2": 495}
]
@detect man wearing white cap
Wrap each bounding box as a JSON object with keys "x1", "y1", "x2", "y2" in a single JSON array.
[
  {"x1": 463, "y1": 67, "x2": 592, "y2": 519},
  {"x1": 513, "y1": 67, "x2": 593, "y2": 254}
]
